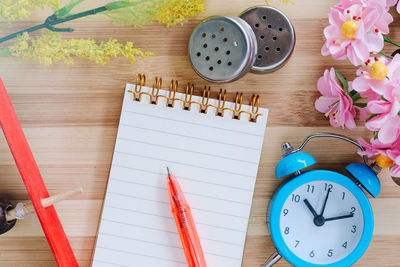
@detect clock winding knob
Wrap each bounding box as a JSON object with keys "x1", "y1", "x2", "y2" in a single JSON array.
[{"x1": 281, "y1": 142, "x2": 294, "y2": 157}]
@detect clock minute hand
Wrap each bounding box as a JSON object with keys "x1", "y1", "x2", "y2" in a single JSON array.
[
  {"x1": 325, "y1": 213, "x2": 354, "y2": 222},
  {"x1": 303, "y1": 199, "x2": 318, "y2": 218},
  {"x1": 320, "y1": 188, "x2": 331, "y2": 216}
]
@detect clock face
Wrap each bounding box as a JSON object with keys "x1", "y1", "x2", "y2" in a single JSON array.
[{"x1": 279, "y1": 180, "x2": 364, "y2": 265}]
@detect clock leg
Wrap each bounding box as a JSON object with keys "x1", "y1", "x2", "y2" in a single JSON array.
[{"x1": 260, "y1": 251, "x2": 282, "y2": 267}]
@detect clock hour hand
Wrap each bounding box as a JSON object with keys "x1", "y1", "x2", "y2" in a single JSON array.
[
  {"x1": 303, "y1": 199, "x2": 318, "y2": 218},
  {"x1": 325, "y1": 213, "x2": 354, "y2": 222}
]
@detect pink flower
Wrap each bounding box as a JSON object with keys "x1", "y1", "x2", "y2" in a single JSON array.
[
  {"x1": 321, "y1": 0, "x2": 388, "y2": 66},
  {"x1": 386, "y1": 0, "x2": 398, "y2": 9},
  {"x1": 365, "y1": 0, "x2": 394, "y2": 34},
  {"x1": 342, "y1": 0, "x2": 394, "y2": 34},
  {"x1": 353, "y1": 55, "x2": 400, "y2": 96},
  {"x1": 366, "y1": 86, "x2": 400, "y2": 144},
  {"x1": 358, "y1": 88, "x2": 381, "y2": 102},
  {"x1": 358, "y1": 137, "x2": 400, "y2": 177},
  {"x1": 315, "y1": 68, "x2": 366, "y2": 130},
  {"x1": 386, "y1": 0, "x2": 400, "y2": 14},
  {"x1": 390, "y1": 165, "x2": 400, "y2": 177}
]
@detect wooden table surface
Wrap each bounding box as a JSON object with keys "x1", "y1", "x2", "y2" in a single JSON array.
[{"x1": 1, "y1": 0, "x2": 400, "y2": 266}]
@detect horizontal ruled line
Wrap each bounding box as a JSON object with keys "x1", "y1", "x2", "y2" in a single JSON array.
[
  {"x1": 93, "y1": 259, "x2": 130, "y2": 267},
  {"x1": 114, "y1": 151, "x2": 255, "y2": 178},
  {"x1": 122, "y1": 109, "x2": 264, "y2": 137},
  {"x1": 205, "y1": 251, "x2": 242, "y2": 261},
  {"x1": 94, "y1": 246, "x2": 186, "y2": 265},
  {"x1": 110, "y1": 178, "x2": 252, "y2": 207},
  {"x1": 102, "y1": 218, "x2": 243, "y2": 246},
  {"x1": 99, "y1": 232, "x2": 182, "y2": 249},
  {"x1": 108, "y1": 191, "x2": 169, "y2": 204},
  {"x1": 104, "y1": 204, "x2": 246, "y2": 233},
  {"x1": 119, "y1": 123, "x2": 259, "y2": 150},
  {"x1": 107, "y1": 190, "x2": 250, "y2": 219},
  {"x1": 112, "y1": 164, "x2": 254, "y2": 192},
  {"x1": 105, "y1": 204, "x2": 170, "y2": 219},
  {"x1": 103, "y1": 218, "x2": 177, "y2": 234},
  {"x1": 117, "y1": 137, "x2": 258, "y2": 165},
  {"x1": 99, "y1": 232, "x2": 242, "y2": 261}
]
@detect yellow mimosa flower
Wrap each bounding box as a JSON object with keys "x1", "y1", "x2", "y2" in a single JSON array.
[
  {"x1": 156, "y1": 0, "x2": 205, "y2": 27},
  {"x1": 8, "y1": 30, "x2": 154, "y2": 66},
  {"x1": 0, "y1": 0, "x2": 61, "y2": 21}
]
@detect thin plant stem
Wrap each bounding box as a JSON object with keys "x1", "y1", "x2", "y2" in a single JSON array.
[
  {"x1": 379, "y1": 51, "x2": 394, "y2": 59},
  {"x1": 383, "y1": 35, "x2": 400, "y2": 48},
  {"x1": 0, "y1": 0, "x2": 156, "y2": 44},
  {"x1": 0, "y1": 24, "x2": 47, "y2": 43},
  {"x1": 0, "y1": 5, "x2": 108, "y2": 43}
]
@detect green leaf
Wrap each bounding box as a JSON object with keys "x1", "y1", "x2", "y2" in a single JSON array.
[
  {"x1": 366, "y1": 114, "x2": 378, "y2": 122},
  {"x1": 353, "y1": 102, "x2": 367, "y2": 108},
  {"x1": 55, "y1": 0, "x2": 86, "y2": 18},
  {"x1": 106, "y1": 1, "x2": 145, "y2": 10},
  {"x1": 351, "y1": 91, "x2": 362, "y2": 102},
  {"x1": 103, "y1": 0, "x2": 159, "y2": 28},
  {"x1": 0, "y1": 49, "x2": 10, "y2": 56},
  {"x1": 373, "y1": 131, "x2": 378, "y2": 139},
  {"x1": 335, "y1": 69, "x2": 349, "y2": 93}
]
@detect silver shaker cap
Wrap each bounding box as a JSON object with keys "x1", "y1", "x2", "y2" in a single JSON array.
[
  {"x1": 188, "y1": 15, "x2": 258, "y2": 83},
  {"x1": 240, "y1": 6, "x2": 295, "y2": 73}
]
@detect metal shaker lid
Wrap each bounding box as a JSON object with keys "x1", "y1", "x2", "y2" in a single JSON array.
[
  {"x1": 240, "y1": 6, "x2": 295, "y2": 73},
  {"x1": 188, "y1": 15, "x2": 257, "y2": 83}
]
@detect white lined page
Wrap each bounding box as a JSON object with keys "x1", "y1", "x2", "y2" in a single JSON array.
[{"x1": 92, "y1": 83, "x2": 268, "y2": 267}]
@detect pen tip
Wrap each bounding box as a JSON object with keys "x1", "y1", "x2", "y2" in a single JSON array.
[{"x1": 166, "y1": 167, "x2": 171, "y2": 176}]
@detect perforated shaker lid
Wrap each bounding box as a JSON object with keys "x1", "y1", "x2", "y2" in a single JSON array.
[
  {"x1": 188, "y1": 15, "x2": 257, "y2": 83},
  {"x1": 240, "y1": 6, "x2": 295, "y2": 73}
]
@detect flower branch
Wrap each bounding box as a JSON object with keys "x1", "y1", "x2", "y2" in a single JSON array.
[
  {"x1": 317, "y1": 0, "x2": 400, "y2": 178},
  {"x1": 0, "y1": 0, "x2": 205, "y2": 65}
]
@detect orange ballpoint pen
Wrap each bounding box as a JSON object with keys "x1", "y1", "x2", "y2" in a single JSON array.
[{"x1": 167, "y1": 167, "x2": 207, "y2": 267}]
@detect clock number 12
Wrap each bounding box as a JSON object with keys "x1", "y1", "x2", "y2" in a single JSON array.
[{"x1": 324, "y1": 183, "x2": 333, "y2": 191}]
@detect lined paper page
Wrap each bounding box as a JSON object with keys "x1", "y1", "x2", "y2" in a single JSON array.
[{"x1": 92, "y1": 84, "x2": 268, "y2": 267}]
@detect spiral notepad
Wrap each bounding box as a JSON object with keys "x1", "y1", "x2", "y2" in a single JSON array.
[{"x1": 92, "y1": 74, "x2": 269, "y2": 267}]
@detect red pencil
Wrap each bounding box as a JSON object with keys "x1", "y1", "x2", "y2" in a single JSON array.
[{"x1": 167, "y1": 167, "x2": 207, "y2": 267}]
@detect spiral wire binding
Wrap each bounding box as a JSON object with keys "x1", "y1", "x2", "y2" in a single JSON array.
[
  {"x1": 151, "y1": 77, "x2": 162, "y2": 104},
  {"x1": 215, "y1": 89, "x2": 226, "y2": 117},
  {"x1": 184, "y1": 83, "x2": 194, "y2": 111},
  {"x1": 128, "y1": 74, "x2": 263, "y2": 122},
  {"x1": 132, "y1": 74, "x2": 146, "y2": 101}
]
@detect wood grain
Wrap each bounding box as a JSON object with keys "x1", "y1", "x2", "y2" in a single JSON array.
[{"x1": 0, "y1": 0, "x2": 399, "y2": 266}]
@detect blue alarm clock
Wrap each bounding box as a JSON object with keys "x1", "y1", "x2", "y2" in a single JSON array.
[{"x1": 261, "y1": 133, "x2": 381, "y2": 267}]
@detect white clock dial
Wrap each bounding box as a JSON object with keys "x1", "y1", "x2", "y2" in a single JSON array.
[{"x1": 279, "y1": 180, "x2": 364, "y2": 265}]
